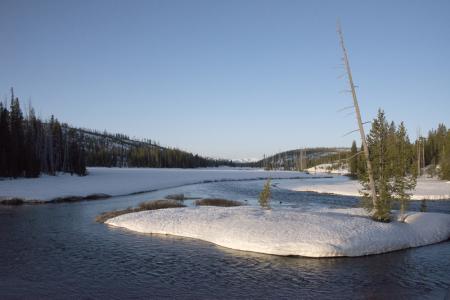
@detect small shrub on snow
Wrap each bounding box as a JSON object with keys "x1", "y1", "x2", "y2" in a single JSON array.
[{"x1": 259, "y1": 178, "x2": 272, "y2": 210}]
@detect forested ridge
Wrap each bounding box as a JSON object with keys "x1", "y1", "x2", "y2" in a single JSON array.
[
  {"x1": 81, "y1": 127, "x2": 234, "y2": 169},
  {"x1": 257, "y1": 148, "x2": 350, "y2": 171},
  {"x1": 0, "y1": 91, "x2": 233, "y2": 178}
]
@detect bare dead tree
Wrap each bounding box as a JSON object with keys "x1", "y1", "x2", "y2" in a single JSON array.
[{"x1": 337, "y1": 21, "x2": 377, "y2": 207}]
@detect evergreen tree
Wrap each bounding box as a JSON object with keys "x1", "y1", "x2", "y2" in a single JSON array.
[
  {"x1": 392, "y1": 122, "x2": 417, "y2": 216},
  {"x1": 361, "y1": 110, "x2": 392, "y2": 221},
  {"x1": 361, "y1": 111, "x2": 417, "y2": 222},
  {"x1": 357, "y1": 144, "x2": 367, "y2": 178},
  {"x1": 9, "y1": 92, "x2": 25, "y2": 178},
  {"x1": 24, "y1": 108, "x2": 40, "y2": 177},
  {"x1": 259, "y1": 178, "x2": 272, "y2": 209},
  {"x1": 0, "y1": 103, "x2": 11, "y2": 177},
  {"x1": 349, "y1": 140, "x2": 358, "y2": 177}
]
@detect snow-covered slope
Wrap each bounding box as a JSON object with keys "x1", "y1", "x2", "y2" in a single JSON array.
[
  {"x1": 278, "y1": 176, "x2": 450, "y2": 200},
  {"x1": 106, "y1": 206, "x2": 450, "y2": 257},
  {"x1": 0, "y1": 167, "x2": 313, "y2": 201},
  {"x1": 306, "y1": 163, "x2": 350, "y2": 175}
]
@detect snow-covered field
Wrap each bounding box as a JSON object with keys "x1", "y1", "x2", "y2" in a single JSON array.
[
  {"x1": 0, "y1": 167, "x2": 313, "y2": 201},
  {"x1": 278, "y1": 175, "x2": 450, "y2": 200},
  {"x1": 106, "y1": 206, "x2": 450, "y2": 257}
]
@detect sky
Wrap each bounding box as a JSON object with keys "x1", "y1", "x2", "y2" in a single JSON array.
[{"x1": 1, "y1": 0, "x2": 449, "y2": 160}]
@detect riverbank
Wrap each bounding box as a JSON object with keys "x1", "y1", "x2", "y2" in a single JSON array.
[
  {"x1": 277, "y1": 175, "x2": 450, "y2": 200},
  {"x1": 0, "y1": 167, "x2": 325, "y2": 203}
]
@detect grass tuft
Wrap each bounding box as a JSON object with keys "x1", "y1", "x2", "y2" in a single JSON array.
[
  {"x1": 96, "y1": 199, "x2": 186, "y2": 223},
  {"x1": 138, "y1": 199, "x2": 186, "y2": 210},
  {"x1": 165, "y1": 194, "x2": 185, "y2": 201},
  {"x1": 194, "y1": 198, "x2": 243, "y2": 207}
]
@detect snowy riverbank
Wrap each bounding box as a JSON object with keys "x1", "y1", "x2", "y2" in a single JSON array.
[
  {"x1": 106, "y1": 206, "x2": 450, "y2": 257},
  {"x1": 277, "y1": 175, "x2": 450, "y2": 200},
  {"x1": 0, "y1": 167, "x2": 316, "y2": 202}
]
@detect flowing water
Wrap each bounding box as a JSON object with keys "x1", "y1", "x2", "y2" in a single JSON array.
[{"x1": 1, "y1": 179, "x2": 449, "y2": 299}]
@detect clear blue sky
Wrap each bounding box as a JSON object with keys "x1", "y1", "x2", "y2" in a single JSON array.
[{"x1": 1, "y1": 0, "x2": 449, "y2": 160}]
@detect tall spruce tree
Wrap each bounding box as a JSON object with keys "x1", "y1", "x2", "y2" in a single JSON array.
[
  {"x1": 393, "y1": 122, "x2": 417, "y2": 217},
  {"x1": 9, "y1": 93, "x2": 25, "y2": 178},
  {"x1": 361, "y1": 110, "x2": 394, "y2": 222},
  {"x1": 0, "y1": 103, "x2": 12, "y2": 177}
]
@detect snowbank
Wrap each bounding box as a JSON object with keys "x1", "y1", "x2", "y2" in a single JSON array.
[
  {"x1": 0, "y1": 167, "x2": 313, "y2": 202},
  {"x1": 306, "y1": 163, "x2": 350, "y2": 175},
  {"x1": 106, "y1": 206, "x2": 450, "y2": 257},
  {"x1": 278, "y1": 176, "x2": 450, "y2": 200}
]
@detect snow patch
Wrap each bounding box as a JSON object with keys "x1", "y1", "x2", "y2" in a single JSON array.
[
  {"x1": 306, "y1": 163, "x2": 350, "y2": 175},
  {"x1": 278, "y1": 176, "x2": 450, "y2": 200},
  {"x1": 105, "y1": 206, "x2": 450, "y2": 257}
]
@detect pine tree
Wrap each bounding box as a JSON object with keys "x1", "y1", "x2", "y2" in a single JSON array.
[
  {"x1": 392, "y1": 122, "x2": 417, "y2": 217},
  {"x1": 259, "y1": 178, "x2": 272, "y2": 209},
  {"x1": 360, "y1": 111, "x2": 418, "y2": 222},
  {"x1": 349, "y1": 140, "x2": 358, "y2": 177},
  {"x1": 9, "y1": 92, "x2": 25, "y2": 178},
  {"x1": 0, "y1": 102, "x2": 11, "y2": 177},
  {"x1": 361, "y1": 110, "x2": 393, "y2": 222},
  {"x1": 357, "y1": 144, "x2": 367, "y2": 178}
]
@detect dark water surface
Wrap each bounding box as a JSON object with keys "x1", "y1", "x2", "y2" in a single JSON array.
[{"x1": 1, "y1": 179, "x2": 449, "y2": 299}]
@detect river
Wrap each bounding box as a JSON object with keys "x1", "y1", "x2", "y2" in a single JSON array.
[{"x1": 1, "y1": 178, "x2": 449, "y2": 299}]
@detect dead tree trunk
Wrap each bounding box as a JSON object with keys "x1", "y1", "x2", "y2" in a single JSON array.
[{"x1": 337, "y1": 22, "x2": 377, "y2": 207}]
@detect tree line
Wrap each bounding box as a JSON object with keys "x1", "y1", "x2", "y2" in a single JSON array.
[
  {"x1": 0, "y1": 92, "x2": 235, "y2": 178},
  {"x1": 0, "y1": 90, "x2": 86, "y2": 178},
  {"x1": 422, "y1": 124, "x2": 450, "y2": 179},
  {"x1": 349, "y1": 116, "x2": 450, "y2": 181},
  {"x1": 83, "y1": 133, "x2": 233, "y2": 169},
  {"x1": 257, "y1": 148, "x2": 350, "y2": 171}
]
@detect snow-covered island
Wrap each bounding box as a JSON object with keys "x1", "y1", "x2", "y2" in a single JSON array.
[{"x1": 106, "y1": 206, "x2": 450, "y2": 257}]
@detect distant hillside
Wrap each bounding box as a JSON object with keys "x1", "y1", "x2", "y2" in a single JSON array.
[
  {"x1": 76, "y1": 127, "x2": 234, "y2": 169},
  {"x1": 256, "y1": 147, "x2": 350, "y2": 171}
]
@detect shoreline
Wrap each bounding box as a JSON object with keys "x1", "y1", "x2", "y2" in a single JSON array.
[
  {"x1": 0, "y1": 168, "x2": 331, "y2": 205},
  {"x1": 277, "y1": 175, "x2": 450, "y2": 201}
]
